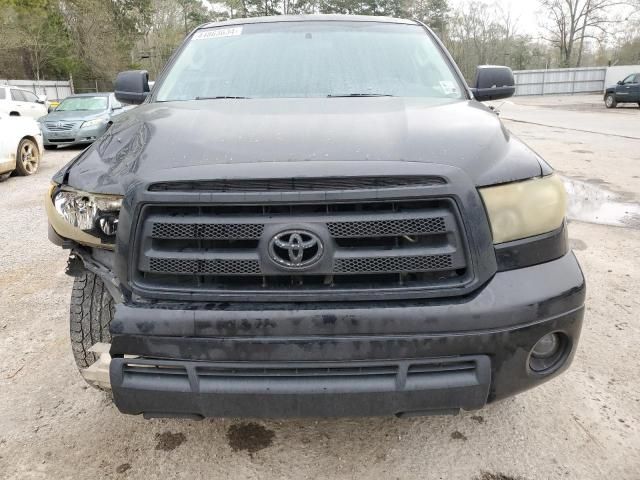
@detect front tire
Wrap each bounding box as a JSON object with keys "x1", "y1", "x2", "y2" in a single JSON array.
[
  {"x1": 70, "y1": 268, "x2": 114, "y2": 370},
  {"x1": 14, "y1": 138, "x2": 40, "y2": 175},
  {"x1": 604, "y1": 94, "x2": 617, "y2": 108}
]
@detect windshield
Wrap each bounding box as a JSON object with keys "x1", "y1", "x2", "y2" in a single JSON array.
[
  {"x1": 156, "y1": 22, "x2": 464, "y2": 101},
  {"x1": 57, "y1": 96, "x2": 108, "y2": 111}
]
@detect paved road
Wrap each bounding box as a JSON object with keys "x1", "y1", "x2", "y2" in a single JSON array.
[
  {"x1": 0, "y1": 98, "x2": 639, "y2": 479},
  {"x1": 492, "y1": 94, "x2": 640, "y2": 139}
]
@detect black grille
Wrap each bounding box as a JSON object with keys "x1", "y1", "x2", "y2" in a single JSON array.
[
  {"x1": 327, "y1": 217, "x2": 446, "y2": 238},
  {"x1": 133, "y1": 195, "x2": 470, "y2": 300},
  {"x1": 152, "y1": 222, "x2": 264, "y2": 240},
  {"x1": 120, "y1": 357, "x2": 478, "y2": 383},
  {"x1": 148, "y1": 176, "x2": 445, "y2": 192},
  {"x1": 334, "y1": 255, "x2": 453, "y2": 274},
  {"x1": 148, "y1": 258, "x2": 261, "y2": 275},
  {"x1": 196, "y1": 364, "x2": 399, "y2": 378}
]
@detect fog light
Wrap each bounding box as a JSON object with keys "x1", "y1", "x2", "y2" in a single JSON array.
[
  {"x1": 532, "y1": 333, "x2": 560, "y2": 358},
  {"x1": 529, "y1": 332, "x2": 568, "y2": 373}
]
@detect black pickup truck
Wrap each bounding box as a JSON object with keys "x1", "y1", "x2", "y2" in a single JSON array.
[{"x1": 46, "y1": 15, "x2": 585, "y2": 418}]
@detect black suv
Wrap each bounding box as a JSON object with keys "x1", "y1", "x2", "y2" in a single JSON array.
[
  {"x1": 46, "y1": 15, "x2": 585, "y2": 418},
  {"x1": 604, "y1": 73, "x2": 640, "y2": 108}
]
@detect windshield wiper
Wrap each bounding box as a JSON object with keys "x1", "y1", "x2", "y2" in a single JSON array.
[
  {"x1": 327, "y1": 93, "x2": 394, "y2": 98},
  {"x1": 195, "y1": 96, "x2": 250, "y2": 100}
]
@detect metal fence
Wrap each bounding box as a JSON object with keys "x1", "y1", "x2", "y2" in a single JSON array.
[
  {"x1": 0, "y1": 79, "x2": 73, "y2": 101},
  {"x1": 513, "y1": 67, "x2": 607, "y2": 96}
]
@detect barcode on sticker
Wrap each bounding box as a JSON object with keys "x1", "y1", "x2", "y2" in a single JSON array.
[{"x1": 193, "y1": 27, "x2": 243, "y2": 40}]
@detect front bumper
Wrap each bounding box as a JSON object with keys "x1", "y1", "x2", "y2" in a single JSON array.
[
  {"x1": 109, "y1": 252, "x2": 585, "y2": 418},
  {"x1": 42, "y1": 124, "x2": 108, "y2": 146}
]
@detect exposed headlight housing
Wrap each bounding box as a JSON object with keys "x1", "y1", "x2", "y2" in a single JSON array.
[
  {"x1": 46, "y1": 184, "x2": 122, "y2": 248},
  {"x1": 81, "y1": 117, "x2": 108, "y2": 129},
  {"x1": 479, "y1": 174, "x2": 567, "y2": 244}
]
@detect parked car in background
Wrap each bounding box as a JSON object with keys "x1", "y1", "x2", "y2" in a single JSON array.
[
  {"x1": 0, "y1": 113, "x2": 43, "y2": 179},
  {"x1": 0, "y1": 85, "x2": 48, "y2": 119},
  {"x1": 604, "y1": 73, "x2": 640, "y2": 108},
  {"x1": 39, "y1": 93, "x2": 129, "y2": 150}
]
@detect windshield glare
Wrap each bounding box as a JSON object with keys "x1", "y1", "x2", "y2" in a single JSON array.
[
  {"x1": 156, "y1": 22, "x2": 464, "y2": 101},
  {"x1": 57, "y1": 96, "x2": 108, "y2": 111}
]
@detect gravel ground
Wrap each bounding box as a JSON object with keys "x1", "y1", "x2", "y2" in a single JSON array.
[{"x1": 0, "y1": 96, "x2": 639, "y2": 480}]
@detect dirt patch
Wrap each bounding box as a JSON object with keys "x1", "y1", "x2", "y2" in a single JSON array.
[
  {"x1": 572, "y1": 149, "x2": 593, "y2": 154},
  {"x1": 475, "y1": 472, "x2": 528, "y2": 480},
  {"x1": 570, "y1": 238, "x2": 588, "y2": 251},
  {"x1": 451, "y1": 431, "x2": 467, "y2": 441},
  {"x1": 155, "y1": 431, "x2": 186, "y2": 451},
  {"x1": 116, "y1": 463, "x2": 132, "y2": 473},
  {"x1": 226, "y1": 422, "x2": 275, "y2": 454},
  {"x1": 470, "y1": 415, "x2": 485, "y2": 424}
]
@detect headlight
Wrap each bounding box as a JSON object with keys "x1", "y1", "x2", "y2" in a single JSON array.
[
  {"x1": 81, "y1": 117, "x2": 107, "y2": 128},
  {"x1": 46, "y1": 184, "x2": 122, "y2": 248},
  {"x1": 479, "y1": 174, "x2": 567, "y2": 244}
]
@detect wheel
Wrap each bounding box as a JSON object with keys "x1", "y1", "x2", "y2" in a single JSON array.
[
  {"x1": 14, "y1": 138, "x2": 40, "y2": 175},
  {"x1": 70, "y1": 268, "x2": 114, "y2": 370},
  {"x1": 44, "y1": 144, "x2": 57, "y2": 150},
  {"x1": 604, "y1": 94, "x2": 617, "y2": 108}
]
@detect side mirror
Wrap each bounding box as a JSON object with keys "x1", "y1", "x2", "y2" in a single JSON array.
[
  {"x1": 617, "y1": 80, "x2": 623, "y2": 85},
  {"x1": 471, "y1": 66, "x2": 515, "y2": 102},
  {"x1": 37, "y1": 94, "x2": 47, "y2": 104},
  {"x1": 114, "y1": 70, "x2": 150, "y2": 104}
]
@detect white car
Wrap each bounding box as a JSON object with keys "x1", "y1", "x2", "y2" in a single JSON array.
[
  {"x1": 0, "y1": 113, "x2": 44, "y2": 179},
  {"x1": 0, "y1": 85, "x2": 49, "y2": 120}
]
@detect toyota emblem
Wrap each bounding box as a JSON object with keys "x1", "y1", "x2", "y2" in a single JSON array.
[{"x1": 268, "y1": 230, "x2": 324, "y2": 269}]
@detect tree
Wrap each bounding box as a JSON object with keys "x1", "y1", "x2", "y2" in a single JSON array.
[
  {"x1": 445, "y1": 2, "x2": 505, "y2": 79},
  {"x1": 0, "y1": 0, "x2": 74, "y2": 80},
  {"x1": 175, "y1": 0, "x2": 211, "y2": 35},
  {"x1": 411, "y1": 0, "x2": 449, "y2": 36},
  {"x1": 538, "y1": 0, "x2": 627, "y2": 67}
]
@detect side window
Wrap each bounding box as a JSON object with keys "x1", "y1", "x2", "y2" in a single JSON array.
[
  {"x1": 22, "y1": 90, "x2": 38, "y2": 102},
  {"x1": 0, "y1": 88, "x2": 5, "y2": 100},
  {"x1": 633, "y1": 75, "x2": 639, "y2": 84},
  {"x1": 622, "y1": 75, "x2": 635, "y2": 84},
  {"x1": 11, "y1": 89, "x2": 25, "y2": 101}
]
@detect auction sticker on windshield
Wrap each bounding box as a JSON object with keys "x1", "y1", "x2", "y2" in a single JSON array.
[{"x1": 193, "y1": 27, "x2": 243, "y2": 40}]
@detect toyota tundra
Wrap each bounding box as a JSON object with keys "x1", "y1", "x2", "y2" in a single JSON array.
[{"x1": 46, "y1": 15, "x2": 586, "y2": 418}]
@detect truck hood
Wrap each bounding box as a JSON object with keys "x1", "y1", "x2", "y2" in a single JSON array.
[{"x1": 59, "y1": 97, "x2": 545, "y2": 194}]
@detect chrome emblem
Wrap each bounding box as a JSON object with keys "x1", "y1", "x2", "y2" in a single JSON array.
[
  {"x1": 268, "y1": 230, "x2": 324, "y2": 269},
  {"x1": 56, "y1": 121, "x2": 63, "y2": 128}
]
